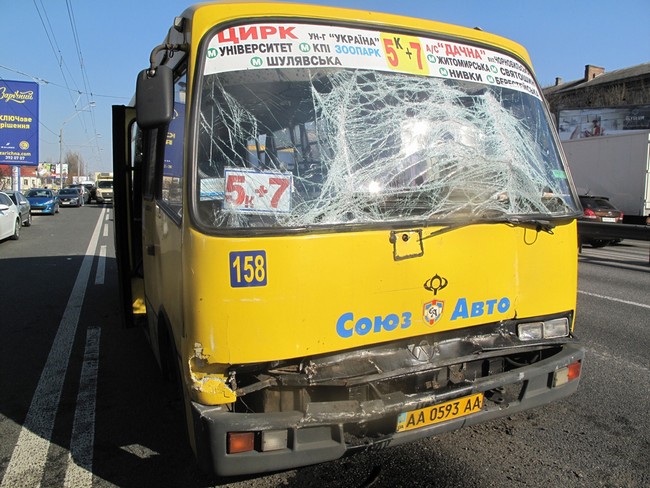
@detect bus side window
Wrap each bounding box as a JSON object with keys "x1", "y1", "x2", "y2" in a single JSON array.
[
  {"x1": 161, "y1": 69, "x2": 187, "y2": 218},
  {"x1": 142, "y1": 128, "x2": 158, "y2": 201}
]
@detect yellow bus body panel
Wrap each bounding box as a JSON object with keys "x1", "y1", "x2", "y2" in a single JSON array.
[
  {"x1": 176, "y1": 2, "x2": 557, "y2": 368},
  {"x1": 185, "y1": 222, "x2": 577, "y2": 365},
  {"x1": 158, "y1": 2, "x2": 576, "y2": 399}
]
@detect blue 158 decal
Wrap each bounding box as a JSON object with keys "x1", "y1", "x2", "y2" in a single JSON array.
[{"x1": 230, "y1": 251, "x2": 267, "y2": 287}]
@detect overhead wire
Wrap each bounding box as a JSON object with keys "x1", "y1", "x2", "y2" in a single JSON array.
[
  {"x1": 33, "y1": 0, "x2": 80, "y2": 109},
  {"x1": 30, "y1": 0, "x2": 110, "y2": 172},
  {"x1": 65, "y1": 0, "x2": 101, "y2": 163},
  {"x1": 0, "y1": 64, "x2": 126, "y2": 100},
  {"x1": 31, "y1": 0, "x2": 87, "y2": 166}
]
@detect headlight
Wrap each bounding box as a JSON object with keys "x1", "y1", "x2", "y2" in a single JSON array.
[{"x1": 517, "y1": 318, "x2": 569, "y2": 341}]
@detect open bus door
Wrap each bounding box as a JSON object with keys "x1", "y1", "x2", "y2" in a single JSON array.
[{"x1": 112, "y1": 105, "x2": 145, "y2": 328}]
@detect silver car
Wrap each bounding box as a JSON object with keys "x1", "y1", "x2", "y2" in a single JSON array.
[{"x1": 3, "y1": 190, "x2": 32, "y2": 227}]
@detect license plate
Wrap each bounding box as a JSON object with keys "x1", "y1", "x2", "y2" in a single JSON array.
[
  {"x1": 396, "y1": 393, "x2": 484, "y2": 432},
  {"x1": 602, "y1": 217, "x2": 616, "y2": 222}
]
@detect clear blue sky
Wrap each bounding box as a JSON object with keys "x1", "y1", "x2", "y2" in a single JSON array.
[{"x1": 2, "y1": 0, "x2": 649, "y2": 174}]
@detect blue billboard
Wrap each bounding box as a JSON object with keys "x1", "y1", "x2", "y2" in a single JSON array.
[{"x1": 0, "y1": 80, "x2": 39, "y2": 165}]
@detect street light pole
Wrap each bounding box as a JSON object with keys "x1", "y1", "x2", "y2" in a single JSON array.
[
  {"x1": 59, "y1": 101, "x2": 95, "y2": 189},
  {"x1": 78, "y1": 133, "x2": 102, "y2": 181}
]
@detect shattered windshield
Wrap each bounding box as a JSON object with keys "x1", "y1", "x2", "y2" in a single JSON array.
[{"x1": 195, "y1": 23, "x2": 578, "y2": 230}]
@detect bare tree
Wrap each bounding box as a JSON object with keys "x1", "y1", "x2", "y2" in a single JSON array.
[
  {"x1": 64, "y1": 150, "x2": 85, "y2": 185},
  {"x1": 0, "y1": 166, "x2": 10, "y2": 190}
]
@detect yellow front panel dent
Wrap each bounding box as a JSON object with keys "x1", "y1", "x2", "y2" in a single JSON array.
[
  {"x1": 187, "y1": 343, "x2": 236, "y2": 404},
  {"x1": 184, "y1": 222, "x2": 577, "y2": 366}
]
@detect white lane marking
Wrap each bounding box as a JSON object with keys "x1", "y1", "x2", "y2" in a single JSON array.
[
  {"x1": 64, "y1": 327, "x2": 101, "y2": 488},
  {"x1": 578, "y1": 290, "x2": 650, "y2": 310},
  {"x1": 103, "y1": 223, "x2": 109, "y2": 237},
  {"x1": 94, "y1": 245, "x2": 107, "y2": 285},
  {"x1": 1, "y1": 208, "x2": 106, "y2": 488}
]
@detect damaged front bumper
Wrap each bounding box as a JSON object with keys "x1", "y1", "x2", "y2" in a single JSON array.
[{"x1": 191, "y1": 343, "x2": 584, "y2": 477}]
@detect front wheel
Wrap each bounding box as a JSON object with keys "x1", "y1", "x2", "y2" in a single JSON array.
[{"x1": 24, "y1": 213, "x2": 32, "y2": 226}]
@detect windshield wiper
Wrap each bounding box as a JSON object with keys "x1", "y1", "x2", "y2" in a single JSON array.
[
  {"x1": 421, "y1": 215, "x2": 558, "y2": 241},
  {"x1": 503, "y1": 216, "x2": 556, "y2": 234}
]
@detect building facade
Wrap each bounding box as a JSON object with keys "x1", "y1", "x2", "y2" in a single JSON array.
[{"x1": 543, "y1": 63, "x2": 650, "y2": 141}]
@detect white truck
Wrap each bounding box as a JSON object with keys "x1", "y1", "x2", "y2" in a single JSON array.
[
  {"x1": 562, "y1": 130, "x2": 650, "y2": 223},
  {"x1": 94, "y1": 172, "x2": 114, "y2": 204}
]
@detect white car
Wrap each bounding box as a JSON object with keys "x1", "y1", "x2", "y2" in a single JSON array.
[{"x1": 0, "y1": 191, "x2": 21, "y2": 241}]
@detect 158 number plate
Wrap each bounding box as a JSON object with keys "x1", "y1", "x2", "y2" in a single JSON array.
[{"x1": 396, "y1": 393, "x2": 484, "y2": 433}]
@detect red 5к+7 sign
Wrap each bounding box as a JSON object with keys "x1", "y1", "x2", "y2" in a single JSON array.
[{"x1": 224, "y1": 168, "x2": 292, "y2": 214}]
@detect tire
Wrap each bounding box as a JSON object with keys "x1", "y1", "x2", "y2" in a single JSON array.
[
  {"x1": 10, "y1": 218, "x2": 20, "y2": 240},
  {"x1": 590, "y1": 239, "x2": 611, "y2": 248},
  {"x1": 159, "y1": 321, "x2": 180, "y2": 385},
  {"x1": 24, "y1": 213, "x2": 32, "y2": 227}
]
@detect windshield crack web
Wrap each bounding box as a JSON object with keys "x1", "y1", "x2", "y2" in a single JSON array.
[{"x1": 199, "y1": 69, "x2": 567, "y2": 228}]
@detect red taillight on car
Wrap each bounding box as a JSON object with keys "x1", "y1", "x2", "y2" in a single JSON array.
[{"x1": 583, "y1": 208, "x2": 597, "y2": 219}]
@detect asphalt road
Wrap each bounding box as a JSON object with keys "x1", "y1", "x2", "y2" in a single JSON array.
[{"x1": 0, "y1": 206, "x2": 648, "y2": 488}]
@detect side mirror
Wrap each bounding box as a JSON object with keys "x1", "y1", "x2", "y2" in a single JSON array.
[{"x1": 135, "y1": 65, "x2": 174, "y2": 129}]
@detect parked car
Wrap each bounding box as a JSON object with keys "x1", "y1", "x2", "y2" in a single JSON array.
[
  {"x1": 3, "y1": 190, "x2": 32, "y2": 227},
  {"x1": 25, "y1": 188, "x2": 60, "y2": 215},
  {"x1": 579, "y1": 195, "x2": 624, "y2": 223},
  {"x1": 67, "y1": 184, "x2": 91, "y2": 204},
  {"x1": 82, "y1": 182, "x2": 97, "y2": 203},
  {"x1": 579, "y1": 195, "x2": 624, "y2": 247},
  {"x1": 58, "y1": 187, "x2": 84, "y2": 207},
  {"x1": 0, "y1": 191, "x2": 21, "y2": 241}
]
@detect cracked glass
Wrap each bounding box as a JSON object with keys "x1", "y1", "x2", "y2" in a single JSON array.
[{"x1": 195, "y1": 23, "x2": 578, "y2": 230}]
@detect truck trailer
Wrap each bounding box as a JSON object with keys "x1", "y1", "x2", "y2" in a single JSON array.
[{"x1": 562, "y1": 130, "x2": 650, "y2": 223}]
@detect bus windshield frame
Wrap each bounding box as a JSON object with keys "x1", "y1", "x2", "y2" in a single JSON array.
[{"x1": 190, "y1": 21, "x2": 580, "y2": 232}]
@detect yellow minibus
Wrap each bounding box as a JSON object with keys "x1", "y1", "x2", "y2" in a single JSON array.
[{"x1": 112, "y1": 1, "x2": 584, "y2": 477}]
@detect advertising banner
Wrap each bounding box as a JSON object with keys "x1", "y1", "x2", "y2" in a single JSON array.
[
  {"x1": 0, "y1": 79, "x2": 39, "y2": 165},
  {"x1": 558, "y1": 105, "x2": 650, "y2": 141}
]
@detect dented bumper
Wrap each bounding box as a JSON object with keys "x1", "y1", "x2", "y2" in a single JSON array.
[{"x1": 190, "y1": 343, "x2": 584, "y2": 477}]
